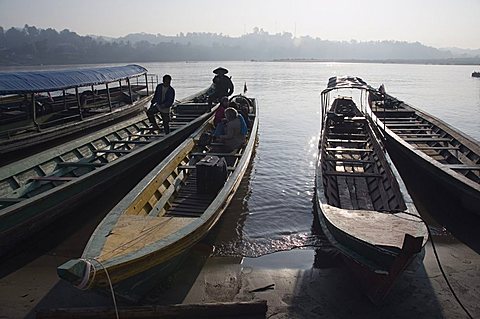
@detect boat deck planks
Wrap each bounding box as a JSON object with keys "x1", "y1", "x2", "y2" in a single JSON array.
[
  {"x1": 322, "y1": 205, "x2": 427, "y2": 248},
  {"x1": 98, "y1": 215, "x2": 194, "y2": 262}
]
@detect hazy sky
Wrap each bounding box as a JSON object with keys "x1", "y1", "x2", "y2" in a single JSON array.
[{"x1": 0, "y1": 0, "x2": 478, "y2": 49}]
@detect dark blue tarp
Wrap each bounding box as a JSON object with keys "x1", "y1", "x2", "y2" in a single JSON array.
[{"x1": 0, "y1": 64, "x2": 148, "y2": 95}]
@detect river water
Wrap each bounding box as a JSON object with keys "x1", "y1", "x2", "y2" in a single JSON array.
[
  {"x1": 143, "y1": 61, "x2": 480, "y2": 258},
  {"x1": 2, "y1": 61, "x2": 479, "y2": 259}
]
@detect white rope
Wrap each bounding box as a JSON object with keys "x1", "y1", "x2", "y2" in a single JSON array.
[
  {"x1": 75, "y1": 259, "x2": 92, "y2": 290},
  {"x1": 77, "y1": 258, "x2": 120, "y2": 319}
]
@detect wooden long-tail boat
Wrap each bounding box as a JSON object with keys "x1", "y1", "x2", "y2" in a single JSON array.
[
  {"x1": 57, "y1": 94, "x2": 258, "y2": 302},
  {"x1": 316, "y1": 77, "x2": 428, "y2": 304},
  {"x1": 0, "y1": 87, "x2": 213, "y2": 257},
  {"x1": 367, "y1": 82, "x2": 480, "y2": 217},
  {"x1": 0, "y1": 65, "x2": 154, "y2": 157}
]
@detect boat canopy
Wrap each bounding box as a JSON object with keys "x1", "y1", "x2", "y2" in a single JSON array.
[
  {"x1": 0, "y1": 64, "x2": 148, "y2": 95},
  {"x1": 321, "y1": 76, "x2": 373, "y2": 95}
]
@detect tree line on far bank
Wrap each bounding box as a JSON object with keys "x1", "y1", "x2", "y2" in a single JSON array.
[{"x1": 0, "y1": 25, "x2": 479, "y2": 66}]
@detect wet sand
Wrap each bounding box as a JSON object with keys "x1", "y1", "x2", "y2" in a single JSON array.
[
  {"x1": 0, "y1": 227, "x2": 479, "y2": 318},
  {"x1": 1, "y1": 166, "x2": 479, "y2": 318}
]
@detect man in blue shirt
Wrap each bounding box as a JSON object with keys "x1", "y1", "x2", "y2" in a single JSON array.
[{"x1": 147, "y1": 74, "x2": 175, "y2": 134}]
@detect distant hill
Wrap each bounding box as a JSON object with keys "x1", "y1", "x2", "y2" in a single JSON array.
[
  {"x1": 1, "y1": 25, "x2": 479, "y2": 66},
  {"x1": 439, "y1": 47, "x2": 480, "y2": 58}
]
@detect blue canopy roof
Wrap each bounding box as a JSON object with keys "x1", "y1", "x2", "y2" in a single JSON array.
[{"x1": 0, "y1": 64, "x2": 148, "y2": 95}]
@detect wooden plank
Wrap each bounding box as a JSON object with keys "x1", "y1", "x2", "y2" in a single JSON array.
[
  {"x1": 327, "y1": 133, "x2": 368, "y2": 139},
  {"x1": 415, "y1": 146, "x2": 459, "y2": 150},
  {"x1": 110, "y1": 140, "x2": 150, "y2": 145},
  {"x1": 386, "y1": 123, "x2": 431, "y2": 127},
  {"x1": 390, "y1": 128, "x2": 433, "y2": 132},
  {"x1": 178, "y1": 165, "x2": 235, "y2": 171},
  {"x1": 327, "y1": 139, "x2": 368, "y2": 143},
  {"x1": 325, "y1": 158, "x2": 375, "y2": 164},
  {"x1": 396, "y1": 133, "x2": 440, "y2": 137},
  {"x1": 191, "y1": 152, "x2": 242, "y2": 157},
  {"x1": 29, "y1": 176, "x2": 76, "y2": 182},
  {"x1": 403, "y1": 137, "x2": 451, "y2": 142},
  {"x1": 324, "y1": 171, "x2": 382, "y2": 177},
  {"x1": 383, "y1": 117, "x2": 418, "y2": 121},
  {"x1": 93, "y1": 149, "x2": 132, "y2": 154},
  {"x1": 325, "y1": 147, "x2": 373, "y2": 152},
  {"x1": 132, "y1": 133, "x2": 165, "y2": 137},
  {"x1": 383, "y1": 121, "x2": 422, "y2": 124},
  {"x1": 0, "y1": 197, "x2": 25, "y2": 203},
  {"x1": 57, "y1": 162, "x2": 106, "y2": 168},
  {"x1": 147, "y1": 170, "x2": 186, "y2": 217},
  {"x1": 445, "y1": 164, "x2": 480, "y2": 170}
]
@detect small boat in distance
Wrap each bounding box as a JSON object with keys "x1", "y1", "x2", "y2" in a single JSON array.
[
  {"x1": 58, "y1": 94, "x2": 258, "y2": 302},
  {"x1": 0, "y1": 86, "x2": 213, "y2": 257},
  {"x1": 316, "y1": 77, "x2": 428, "y2": 304},
  {"x1": 368, "y1": 82, "x2": 480, "y2": 217},
  {"x1": 0, "y1": 65, "x2": 154, "y2": 157}
]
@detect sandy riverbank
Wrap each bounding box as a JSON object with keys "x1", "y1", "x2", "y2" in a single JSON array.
[{"x1": 0, "y1": 239, "x2": 479, "y2": 318}]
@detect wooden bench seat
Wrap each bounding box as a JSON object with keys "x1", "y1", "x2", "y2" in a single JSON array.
[
  {"x1": 29, "y1": 176, "x2": 76, "y2": 182},
  {"x1": 57, "y1": 162, "x2": 106, "y2": 168},
  {"x1": 325, "y1": 147, "x2": 373, "y2": 152}
]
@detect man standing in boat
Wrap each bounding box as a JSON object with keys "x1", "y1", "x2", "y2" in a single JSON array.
[
  {"x1": 208, "y1": 67, "x2": 234, "y2": 109},
  {"x1": 147, "y1": 74, "x2": 175, "y2": 133}
]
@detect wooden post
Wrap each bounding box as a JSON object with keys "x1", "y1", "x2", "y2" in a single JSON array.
[
  {"x1": 127, "y1": 77, "x2": 133, "y2": 104},
  {"x1": 145, "y1": 73, "x2": 149, "y2": 95},
  {"x1": 31, "y1": 93, "x2": 40, "y2": 131},
  {"x1": 106, "y1": 82, "x2": 112, "y2": 112},
  {"x1": 63, "y1": 90, "x2": 67, "y2": 110},
  {"x1": 75, "y1": 87, "x2": 83, "y2": 120}
]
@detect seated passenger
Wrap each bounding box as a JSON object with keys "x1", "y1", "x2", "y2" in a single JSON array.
[
  {"x1": 216, "y1": 107, "x2": 246, "y2": 152},
  {"x1": 213, "y1": 96, "x2": 229, "y2": 136},
  {"x1": 228, "y1": 100, "x2": 248, "y2": 135}
]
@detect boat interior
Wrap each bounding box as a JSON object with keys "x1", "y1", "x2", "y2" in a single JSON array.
[
  {"x1": 126, "y1": 99, "x2": 256, "y2": 219},
  {"x1": 94, "y1": 99, "x2": 256, "y2": 262},
  {"x1": 0, "y1": 85, "x2": 149, "y2": 138},
  {"x1": 371, "y1": 98, "x2": 480, "y2": 184},
  {"x1": 320, "y1": 97, "x2": 407, "y2": 212},
  {"x1": 0, "y1": 101, "x2": 212, "y2": 210}
]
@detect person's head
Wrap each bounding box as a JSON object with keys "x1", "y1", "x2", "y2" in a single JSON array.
[
  {"x1": 162, "y1": 74, "x2": 172, "y2": 86},
  {"x1": 228, "y1": 101, "x2": 238, "y2": 109},
  {"x1": 220, "y1": 96, "x2": 229, "y2": 106},
  {"x1": 224, "y1": 107, "x2": 238, "y2": 121}
]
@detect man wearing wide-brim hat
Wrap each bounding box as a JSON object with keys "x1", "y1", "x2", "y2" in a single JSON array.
[
  {"x1": 208, "y1": 67, "x2": 234, "y2": 108},
  {"x1": 213, "y1": 67, "x2": 229, "y2": 75}
]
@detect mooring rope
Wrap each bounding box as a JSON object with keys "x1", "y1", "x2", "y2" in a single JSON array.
[
  {"x1": 77, "y1": 258, "x2": 120, "y2": 319},
  {"x1": 392, "y1": 212, "x2": 473, "y2": 319}
]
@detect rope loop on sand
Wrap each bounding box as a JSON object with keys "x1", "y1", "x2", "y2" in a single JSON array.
[{"x1": 77, "y1": 258, "x2": 120, "y2": 319}]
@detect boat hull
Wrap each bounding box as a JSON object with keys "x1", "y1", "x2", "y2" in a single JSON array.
[
  {"x1": 383, "y1": 133, "x2": 480, "y2": 216},
  {"x1": 57, "y1": 96, "x2": 258, "y2": 302},
  {"x1": 0, "y1": 109, "x2": 213, "y2": 257},
  {"x1": 371, "y1": 99, "x2": 480, "y2": 217}
]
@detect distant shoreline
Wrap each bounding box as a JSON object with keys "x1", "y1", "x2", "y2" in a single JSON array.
[
  {"x1": 271, "y1": 58, "x2": 480, "y2": 66},
  {"x1": 1, "y1": 58, "x2": 479, "y2": 68}
]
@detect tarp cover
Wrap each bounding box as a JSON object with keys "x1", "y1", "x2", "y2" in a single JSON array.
[
  {"x1": 0, "y1": 64, "x2": 148, "y2": 95},
  {"x1": 321, "y1": 76, "x2": 372, "y2": 95}
]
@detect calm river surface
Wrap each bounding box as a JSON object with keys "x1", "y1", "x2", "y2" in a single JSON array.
[
  {"x1": 2, "y1": 61, "x2": 479, "y2": 258},
  {"x1": 147, "y1": 61, "x2": 480, "y2": 258}
]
